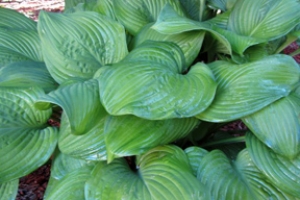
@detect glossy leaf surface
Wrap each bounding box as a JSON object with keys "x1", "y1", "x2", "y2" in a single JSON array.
[
  {"x1": 0, "y1": 87, "x2": 58, "y2": 183},
  {"x1": 104, "y1": 115, "x2": 200, "y2": 161},
  {"x1": 97, "y1": 41, "x2": 217, "y2": 120},
  {"x1": 197, "y1": 55, "x2": 300, "y2": 122},
  {"x1": 85, "y1": 145, "x2": 209, "y2": 200},
  {"x1": 38, "y1": 11, "x2": 128, "y2": 83}
]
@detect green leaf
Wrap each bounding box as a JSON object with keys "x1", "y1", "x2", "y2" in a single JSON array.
[
  {"x1": 44, "y1": 153, "x2": 95, "y2": 200},
  {"x1": 0, "y1": 87, "x2": 58, "y2": 183},
  {"x1": 184, "y1": 147, "x2": 208, "y2": 176},
  {"x1": 207, "y1": 0, "x2": 238, "y2": 11},
  {"x1": 196, "y1": 148, "x2": 296, "y2": 199},
  {"x1": 97, "y1": 41, "x2": 217, "y2": 120},
  {"x1": 104, "y1": 115, "x2": 200, "y2": 162},
  {"x1": 0, "y1": 7, "x2": 36, "y2": 30},
  {"x1": 0, "y1": 61, "x2": 58, "y2": 92},
  {"x1": 246, "y1": 132, "x2": 300, "y2": 197},
  {"x1": 112, "y1": 0, "x2": 186, "y2": 35},
  {"x1": 36, "y1": 79, "x2": 108, "y2": 160},
  {"x1": 243, "y1": 86, "x2": 300, "y2": 158},
  {"x1": 0, "y1": 27, "x2": 43, "y2": 66},
  {"x1": 179, "y1": 0, "x2": 214, "y2": 21},
  {"x1": 38, "y1": 11, "x2": 128, "y2": 83},
  {"x1": 0, "y1": 179, "x2": 18, "y2": 200},
  {"x1": 228, "y1": 0, "x2": 300, "y2": 40},
  {"x1": 85, "y1": 145, "x2": 209, "y2": 200},
  {"x1": 65, "y1": 0, "x2": 92, "y2": 10},
  {"x1": 196, "y1": 54, "x2": 300, "y2": 122},
  {"x1": 131, "y1": 23, "x2": 205, "y2": 66}
]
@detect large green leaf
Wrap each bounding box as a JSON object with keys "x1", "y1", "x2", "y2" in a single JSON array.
[
  {"x1": 196, "y1": 54, "x2": 300, "y2": 122},
  {"x1": 0, "y1": 7, "x2": 36, "y2": 30},
  {"x1": 207, "y1": 0, "x2": 238, "y2": 11},
  {"x1": 85, "y1": 145, "x2": 209, "y2": 199},
  {"x1": 0, "y1": 87, "x2": 58, "y2": 183},
  {"x1": 228, "y1": 0, "x2": 300, "y2": 40},
  {"x1": 38, "y1": 11, "x2": 128, "y2": 83},
  {"x1": 131, "y1": 23, "x2": 205, "y2": 66},
  {"x1": 246, "y1": 133, "x2": 300, "y2": 197},
  {"x1": 112, "y1": 0, "x2": 186, "y2": 35},
  {"x1": 97, "y1": 41, "x2": 217, "y2": 120},
  {"x1": 0, "y1": 61, "x2": 58, "y2": 92},
  {"x1": 0, "y1": 179, "x2": 18, "y2": 200},
  {"x1": 184, "y1": 146, "x2": 208, "y2": 176},
  {"x1": 104, "y1": 115, "x2": 200, "y2": 162},
  {"x1": 0, "y1": 28, "x2": 42, "y2": 66},
  {"x1": 179, "y1": 0, "x2": 214, "y2": 21},
  {"x1": 44, "y1": 153, "x2": 95, "y2": 200},
  {"x1": 195, "y1": 147, "x2": 296, "y2": 199},
  {"x1": 36, "y1": 79, "x2": 108, "y2": 160},
  {"x1": 243, "y1": 86, "x2": 300, "y2": 158}
]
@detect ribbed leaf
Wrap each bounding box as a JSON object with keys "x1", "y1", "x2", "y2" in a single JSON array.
[
  {"x1": 65, "y1": 0, "x2": 90, "y2": 10},
  {"x1": 196, "y1": 148, "x2": 296, "y2": 199},
  {"x1": 243, "y1": 86, "x2": 300, "y2": 158},
  {"x1": 228, "y1": 0, "x2": 300, "y2": 40},
  {"x1": 36, "y1": 79, "x2": 108, "y2": 160},
  {"x1": 0, "y1": 28, "x2": 42, "y2": 66},
  {"x1": 0, "y1": 87, "x2": 58, "y2": 183},
  {"x1": 196, "y1": 54, "x2": 300, "y2": 122},
  {"x1": 179, "y1": 0, "x2": 214, "y2": 21},
  {"x1": 113, "y1": 0, "x2": 186, "y2": 35},
  {"x1": 207, "y1": 0, "x2": 238, "y2": 11},
  {"x1": 131, "y1": 23, "x2": 205, "y2": 66},
  {"x1": 38, "y1": 11, "x2": 128, "y2": 83},
  {"x1": 0, "y1": 61, "x2": 58, "y2": 92},
  {"x1": 104, "y1": 115, "x2": 200, "y2": 162},
  {"x1": 0, "y1": 7, "x2": 36, "y2": 30},
  {"x1": 0, "y1": 179, "x2": 18, "y2": 200},
  {"x1": 44, "y1": 153, "x2": 95, "y2": 200},
  {"x1": 97, "y1": 41, "x2": 217, "y2": 120},
  {"x1": 184, "y1": 147, "x2": 208, "y2": 176},
  {"x1": 246, "y1": 133, "x2": 300, "y2": 197},
  {"x1": 85, "y1": 145, "x2": 209, "y2": 200}
]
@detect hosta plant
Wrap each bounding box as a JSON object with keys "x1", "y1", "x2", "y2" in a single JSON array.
[{"x1": 1, "y1": 0, "x2": 300, "y2": 199}]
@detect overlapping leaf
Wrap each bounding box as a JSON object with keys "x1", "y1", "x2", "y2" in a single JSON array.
[
  {"x1": 0, "y1": 179, "x2": 18, "y2": 200},
  {"x1": 0, "y1": 87, "x2": 58, "y2": 183},
  {"x1": 97, "y1": 41, "x2": 217, "y2": 120},
  {"x1": 104, "y1": 115, "x2": 200, "y2": 162},
  {"x1": 44, "y1": 153, "x2": 95, "y2": 200},
  {"x1": 196, "y1": 54, "x2": 300, "y2": 122},
  {"x1": 246, "y1": 133, "x2": 300, "y2": 197},
  {"x1": 38, "y1": 11, "x2": 128, "y2": 83},
  {"x1": 191, "y1": 146, "x2": 296, "y2": 199},
  {"x1": 0, "y1": 7, "x2": 36, "y2": 30},
  {"x1": 243, "y1": 85, "x2": 300, "y2": 158},
  {"x1": 228, "y1": 0, "x2": 300, "y2": 40},
  {"x1": 36, "y1": 79, "x2": 108, "y2": 160},
  {"x1": 85, "y1": 145, "x2": 209, "y2": 200},
  {"x1": 113, "y1": 0, "x2": 186, "y2": 35},
  {"x1": 131, "y1": 23, "x2": 205, "y2": 66},
  {"x1": 0, "y1": 61, "x2": 58, "y2": 92}
]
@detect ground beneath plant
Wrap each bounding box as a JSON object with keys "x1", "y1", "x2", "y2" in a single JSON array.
[{"x1": 1, "y1": 1, "x2": 300, "y2": 199}]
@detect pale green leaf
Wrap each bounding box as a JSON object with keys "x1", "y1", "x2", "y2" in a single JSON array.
[
  {"x1": 0, "y1": 87, "x2": 58, "y2": 183},
  {"x1": 44, "y1": 153, "x2": 95, "y2": 200},
  {"x1": 0, "y1": 7, "x2": 36, "y2": 30},
  {"x1": 197, "y1": 148, "x2": 296, "y2": 199},
  {"x1": 228, "y1": 0, "x2": 300, "y2": 40},
  {"x1": 38, "y1": 11, "x2": 128, "y2": 83},
  {"x1": 0, "y1": 61, "x2": 58, "y2": 92},
  {"x1": 196, "y1": 54, "x2": 300, "y2": 122},
  {"x1": 131, "y1": 23, "x2": 205, "y2": 66},
  {"x1": 112, "y1": 0, "x2": 186, "y2": 35},
  {"x1": 184, "y1": 147, "x2": 208, "y2": 176},
  {"x1": 104, "y1": 115, "x2": 200, "y2": 162},
  {"x1": 97, "y1": 41, "x2": 217, "y2": 120},
  {"x1": 36, "y1": 79, "x2": 108, "y2": 160},
  {"x1": 85, "y1": 145, "x2": 209, "y2": 200},
  {"x1": 65, "y1": 0, "x2": 91, "y2": 10},
  {"x1": 246, "y1": 132, "x2": 300, "y2": 197},
  {"x1": 0, "y1": 179, "x2": 18, "y2": 200},
  {"x1": 243, "y1": 86, "x2": 300, "y2": 158},
  {"x1": 0, "y1": 28, "x2": 43, "y2": 66}
]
